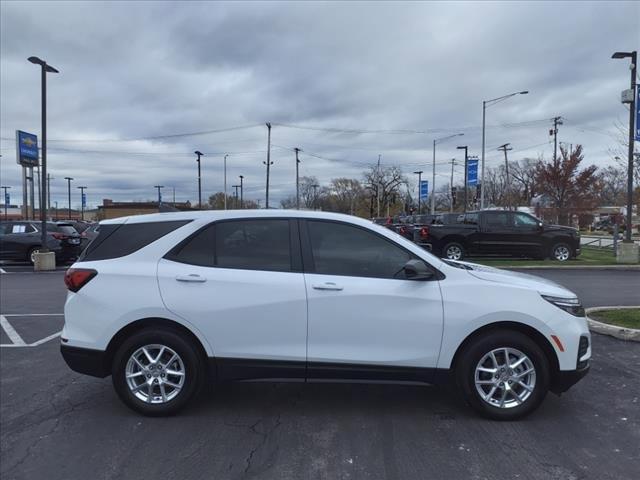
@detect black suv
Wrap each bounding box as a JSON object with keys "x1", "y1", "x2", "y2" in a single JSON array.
[{"x1": 0, "y1": 221, "x2": 82, "y2": 265}]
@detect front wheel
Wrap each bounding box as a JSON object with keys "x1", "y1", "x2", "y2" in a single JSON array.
[
  {"x1": 112, "y1": 328, "x2": 203, "y2": 416},
  {"x1": 442, "y1": 242, "x2": 465, "y2": 261},
  {"x1": 551, "y1": 243, "x2": 572, "y2": 262},
  {"x1": 456, "y1": 330, "x2": 550, "y2": 420}
]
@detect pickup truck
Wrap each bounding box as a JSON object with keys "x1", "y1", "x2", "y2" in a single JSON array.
[{"x1": 416, "y1": 210, "x2": 581, "y2": 262}]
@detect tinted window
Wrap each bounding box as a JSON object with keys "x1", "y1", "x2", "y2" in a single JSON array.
[
  {"x1": 514, "y1": 213, "x2": 538, "y2": 227},
  {"x1": 80, "y1": 220, "x2": 190, "y2": 261},
  {"x1": 166, "y1": 224, "x2": 215, "y2": 267},
  {"x1": 484, "y1": 212, "x2": 510, "y2": 227},
  {"x1": 308, "y1": 221, "x2": 412, "y2": 279},
  {"x1": 57, "y1": 225, "x2": 78, "y2": 235},
  {"x1": 462, "y1": 213, "x2": 478, "y2": 225},
  {"x1": 215, "y1": 220, "x2": 291, "y2": 272}
]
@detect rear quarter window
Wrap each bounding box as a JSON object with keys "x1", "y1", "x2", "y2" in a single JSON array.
[{"x1": 80, "y1": 220, "x2": 191, "y2": 261}]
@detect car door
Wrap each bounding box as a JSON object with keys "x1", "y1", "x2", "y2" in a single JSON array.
[
  {"x1": 511, "y1": 212, "x2": 544, "y2": 257},
  {"x1": 478, "y1": 211, "x2": 516, "y2": 255},
  {"x1": 157, "y1": 219, "x2": 308, "y2": 380},
  {"x1": 0, "y1": 223, "x2": 13, "y2": 259},
  {"x1": 302, "y1": 219, "x2": 444, "y2": 381}
]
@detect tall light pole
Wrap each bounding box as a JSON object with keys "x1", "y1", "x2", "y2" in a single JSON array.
[
  {"x1": 264, "y1": 123, "x2": 272, "y2": 209},
  {"x1": 449, "y1": 158, "x2": 456, "y2": 213},
  {"x1": 28, "y1": 56, "x2": 59, "y2": 252},
  {"x1": 481, "y1": 90, "x2": 528, "y2": 209},
  {"x1": 432, "y1": 133, "x2": 464, "y2": 214},
  {"x1": 154, "y1": 185, "x2": 164, "y2": 208},
  {"x1": 77, "y1": 186, "x2": 87, "y2": 220},
  {"x1": 612, "y1": 50, "x2": 637, "y2": 243},
  {"x1": 194, "y1": 151, "x2": 203, "y2": 209},
  {"x1": 456, "y1": 146, "x2": 469, "y2": 213},
  {"x1": 223, "y1": 154, "x2": 228, "y2": 210},
  {"x1": 413, "y1": 171, "x2": 423, "y2": 214},
  {"x1": 239, "y1": 175, "x2": 244, "y2": 209},
  {"x1": 46, "y1": 173, "x2": 53, "y2": 213},
  {"x1": 295, "y1": 147, "x2": 302, "y2": 209},
  {"x1": 64, "y1": 177, "x2": 73, "y2": 219},
  {"x1": 2, "y1": 186, "x2": 10, "y2": 221}
]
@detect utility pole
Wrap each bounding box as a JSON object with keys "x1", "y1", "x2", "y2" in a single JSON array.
[
  {"x1": 77, "y1": 186, "x2": 87, "y2": 220},
  {"x1": 194, "y1": 151, "x2": 203, "y2": 209},
  {"x1": 239, "y1": 175, "x2": 244, "y2": 209},
  {"x1": 264, "y1": 123, "x2": 272, "y2": 209},
  {"x1": 376, "y1": 154, "x2": 381, "y2": 217},
  {"x1": 223, "y1": 154, "x2": 228, "y2": 210},
  {"x1": 64, "y1": 177, "x2": 73, "y2": 219},
  {"x1": 457, "y1": 146, "x2": 468, "y2": 213},
  {"x1": 154, "y1": 185, "x2": 164, "y2": 208},
  {"x1": 172, "y1": 187, "x2": 176, "y2": 206},
  {"x1": 47, "y1": 174, "x2": 53, "y2": 213},
  {"x1": 551, "y1": 116, "x2": 563, "y2": 163},
  {"x1": 54, "y1": 201, "x2": 58, "y2": 221},
  {"x1": 413, "y1": 171, "x2": 423, "y2": 214},
  {"x1": 498, "y1": 144, "x2": 513, "y2": 209},
  {"x1": 311, "y1": 184, "x2": 319, "y2": 211},
  {"x1": 449, "y1": 158, "x2": 456, "y2": 213},
  {"x1": 294, "y1": 147, "x2": 302, "y2": 209},
  {"x1": 1, "y1": 186, "x2": 10, "y2": 221},
  {"x1": 232, "y1": 185, "x2": 240, "y2": 209}
]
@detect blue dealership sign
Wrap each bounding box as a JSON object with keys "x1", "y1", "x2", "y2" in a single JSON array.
[
  {"x1": 82, "y1": 193, "x2": 87, "y2": 208},
  {"x1": 4, "y1": 192, "x2": 9, "y2": 206},
  {"x1": 467, "y1": 157, "x2": 479, "y2": 186},
  {"x1": 420, "y1": 180, "x2": 429, "y2": 201},
  {"x1": 16, "y1": 130, "x2": 39, "y2": 166}
]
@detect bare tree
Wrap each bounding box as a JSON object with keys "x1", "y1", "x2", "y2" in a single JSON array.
[
  {"x1": 510, "y1": 157, "x2": 540, "y2": 205},
  {"x1": 598, "y1": 165, "x2": 627, "y2": 205},
  {"x1": 363, "y1": 165, "x2": 407, "y2": 217}
]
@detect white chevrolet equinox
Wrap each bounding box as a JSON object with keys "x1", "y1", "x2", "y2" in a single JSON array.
[{"x1": 61, "y1": 210, "x2": 590, "y2": 419}]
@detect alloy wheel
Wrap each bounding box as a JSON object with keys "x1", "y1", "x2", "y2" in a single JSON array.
[
  {"x1": 125, "y1": 344, "x2": 186, "y2": 404},
  {"x1": 553, "y1": 245, "x2": 570, "y2": 261},
  {"x1": 446, "y1": 245, "x2": 462, "y2": 260}
]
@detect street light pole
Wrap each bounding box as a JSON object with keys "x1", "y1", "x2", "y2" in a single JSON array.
[
  {"x1": 224, "y1": 154, "x2": 228, "y2": 210},
  {"x1": 264, "y1": 123, "x2": 272, "y2": 209},
  {"x1": 64, "y1": 177, "x2": 73, "y2": 219},
  {"x1": 413, "y1": 171, "x2": 423, "y2": 214},
  {"x1": 457, "y1": 146, "x2": 469, "y2": 213},
  {"x1": 77, "y1": 186, "x2": 87, "y2": 220},
  {"x1": 612, "y1": 50, "x2": 637, "y2": 243},
  {"x1": 294, "y1": 148, "x2": 302, "y2": 209},
  {"x1": 1, "y1": 186, "x2": 10, "y2": 221},
  {"x1": 232, "y1": 185, "x2": 240, "y2": 209},
  {"x1": 28, "y1": 56, "x2": 59, "y2": 252},
  {"x1": 194, "y1": 151, "x2": 203, "y2": 209},
  {"x1": 432, "y1": 133, "x2": 464, "y2": 214},
  {"x1": 480, "y1": 90, "x2": 528, "y2": 210},
  {"x1": 239, "y1": 175, "x2": 244, "y2": 209}
]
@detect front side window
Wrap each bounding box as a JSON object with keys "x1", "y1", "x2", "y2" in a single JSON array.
[
  {"x1": 215, "y1": 220, "x2": 291, "y2": 272},
  {"x1": 484, "y1": 212, "x2": 510, "y2": 227},
  {"x1": 307, "y1": 220, "x2": 412, "y2": 279},
  {"x1": 513, "y1": 213, "x2": 539, "y2": 227}
]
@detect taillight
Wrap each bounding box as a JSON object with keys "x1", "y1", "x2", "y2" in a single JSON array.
[
  {"x1": 399, "y1": 226, "x2": 407, "y2": 235},
  {"x1": 81, "y1": 232, "x2": 87, "y2": 238},
  {"x1": 64, "y1": 268, "x2": 97, "y2": 292},
  {"x1": 51, "y1": 232, "x2": 67, "y2": 240},
  {"x1": 420, "y1": 227, "x2": 429, "y2": 239}
]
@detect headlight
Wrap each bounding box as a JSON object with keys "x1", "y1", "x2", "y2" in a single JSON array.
[{"x1": 541, "y1": 294, "x2": 585, "y2": 317}]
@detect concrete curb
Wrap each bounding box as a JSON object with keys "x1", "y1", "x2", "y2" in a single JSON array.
[
  {"x1": 503, "y1": 265, "x2": 640, "y2": 270},
  {"x1": 585, "y1": 306, "x2": 640, "y2": 342}
]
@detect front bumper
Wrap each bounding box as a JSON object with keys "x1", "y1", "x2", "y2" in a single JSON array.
[
  {"x1": 60, "y1": 344, "x2": 110, "y2": 378},
  {"x1": 551, "y1": 364, "x2": 590, "y2": 394}
]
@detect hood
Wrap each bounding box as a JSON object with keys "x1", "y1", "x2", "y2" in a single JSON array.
[
  {"x1": 543, "y1": 224, "x2": 579, "y2": 235},
  {"x1": 448, "y1": 260, "x2": 576, "y2": 298}
]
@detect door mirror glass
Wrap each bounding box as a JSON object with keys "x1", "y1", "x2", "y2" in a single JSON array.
[{"x1": 403, "y1": 259, "x2": 434, "y2": 280}]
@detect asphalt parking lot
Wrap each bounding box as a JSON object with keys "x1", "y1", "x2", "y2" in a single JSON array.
[{"x1": 1, "y1": 268, "x2": 639, "y2": 480}]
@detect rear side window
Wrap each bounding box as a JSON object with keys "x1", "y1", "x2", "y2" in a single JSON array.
[
  {"x1": 57, "y1": 225, "x2": 78, "y2": 235},
  {"x1": 484, "y1": 212, "x2": 510, "y2": 227},
  {"x1": 166, "y1": 224, "x2": 215, "y2": 267},
  {"x1": 80, "y1": 220, "x2": 190, "y2": 261}
]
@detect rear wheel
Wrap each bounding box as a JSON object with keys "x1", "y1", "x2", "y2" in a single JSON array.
[
  {"x1": 28, "y1": 247, "x2": 42, "y2": 265},
  {"x1": 455, "y1": 330, "x2": 550, "y2": 420},
  {"x1": 443, "y1": 242, "x2": 465, "y2": 261},
  {"x1": 112, "y1": 328, "x2": 203, "y2": 416},
  {"x1": 551, "y1": 243, "x2": 571, "y2": 262}
]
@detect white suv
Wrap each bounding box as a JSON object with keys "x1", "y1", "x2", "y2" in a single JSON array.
[{"x1": 61, "y1": 210, "x2": 590, "y2": 419}]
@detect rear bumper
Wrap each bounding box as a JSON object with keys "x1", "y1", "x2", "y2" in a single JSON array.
[
  {"x1": 60, "y1": 344, "x2": 110, "y2": 378},
  {"x1": 551, "y1": 365, "x2": 590, "y2": 394}
]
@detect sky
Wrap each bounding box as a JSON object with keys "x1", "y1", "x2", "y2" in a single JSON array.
[{"x1": 1, "y1": 0, "x2": 638, "y2": 210}]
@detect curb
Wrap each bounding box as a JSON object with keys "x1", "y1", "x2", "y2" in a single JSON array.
[
  {"x1": 585, "y1": 306, "x2": 640, "y2": 342},
  {"x1": 502, "y1": 265, "x2": 640, "y2": 270}
]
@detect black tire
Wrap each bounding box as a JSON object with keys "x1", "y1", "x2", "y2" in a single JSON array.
[
  {"x1": 550, "y1": 242, "x2": 572, "y2": 262},
  {"x1": 455, "y1": 330, "x2": 550, "y2": 420},
  {"x1": 442, "y1": 241, "x2": 465, "y2": 261},
  {"x1": 27, "y1": 247, "x2": 42, "y2": 265},
  {"x1": 112, "y1": 328, "x2": 203, "y2": 416}
]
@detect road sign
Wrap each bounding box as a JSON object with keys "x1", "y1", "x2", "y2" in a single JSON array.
[
  {"x1": 15, "y1": 130, "x2": 39, "y2": 167},
  {"x1": 82, "y1": 193, "x2": 87, "y2": 208},
  {"x1": 467, "y1": 158, "x2": 479, "y2": 186},
  {"x1": 420, "y1": 180, "x2": 429, "y2": 201}
]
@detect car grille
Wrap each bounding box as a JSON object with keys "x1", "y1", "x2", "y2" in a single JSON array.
[{"x1": 577, "y1": 336, "x2": 589, "y2": 370}]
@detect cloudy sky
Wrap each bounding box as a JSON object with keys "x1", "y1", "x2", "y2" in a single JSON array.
[{"x1": 1, "y1": 0, "x2": 638, "y2": 210}]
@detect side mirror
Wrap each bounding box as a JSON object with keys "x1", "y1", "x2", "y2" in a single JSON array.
[{"x1": 403, "y1": 259, "x2": 434, "y2": 281}]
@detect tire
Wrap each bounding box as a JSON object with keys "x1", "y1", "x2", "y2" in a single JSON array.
[
  {"x1": 455, "y1": 330, "x2": 550, "y2": 420},
  {"x1": 111, "y1": 328, "x2": 203, "y2": 416},
  {"x1": 442, "y1": 242, "x2": 465, "y2": 261},
  {"x1": 27, "y1": 247, "x2": 42, "y2": 265},
  {"x1": 550, "y1": 242, "x2": 572, "y2": 262}
]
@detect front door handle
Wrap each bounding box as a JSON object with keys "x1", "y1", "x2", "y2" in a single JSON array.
[
  {"x1": 176, "y1": 274, "x2": 207, "y2": 283},
  {"x1": 312, "y1": 282, "x2": 343, "y2": 291}
]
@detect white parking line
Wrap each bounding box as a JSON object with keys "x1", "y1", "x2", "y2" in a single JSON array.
[{"x1": 0, "y1": 315, "x2": 26, "y2": 346}]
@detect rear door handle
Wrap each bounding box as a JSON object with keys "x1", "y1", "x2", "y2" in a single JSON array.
[
  {"x1": 312, "y1": 282, "x2": 343, "y2": 291},
  {"x1": 176, "y1": 274, "x2": 207, "y2": 283}
]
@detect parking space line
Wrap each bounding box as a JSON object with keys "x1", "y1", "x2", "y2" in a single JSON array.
[{"x1": 0, "y1": 315, "x2": 26, "y2": 346}]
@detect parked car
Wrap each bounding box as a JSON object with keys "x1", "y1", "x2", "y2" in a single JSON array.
[
  {"x1": 0, "y1": 220, "x2": 82, "y2": 264},
  {"x1": 420, "y1": 210, "x2": 581, "y2": 261},
  {"x1": 61, "y1": 210, "x2": 590, "y2": 420},
  {"x1": 78, "y1": 222, "x2": 100, "y2": 249},
  {"x1": 435, "y1": 213, "x2": 462, "y2": 225}
]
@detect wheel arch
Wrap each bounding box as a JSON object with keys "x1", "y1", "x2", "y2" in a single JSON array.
[{"x1": 449, "y1": 321, "x2": 560, "y2": 385}]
